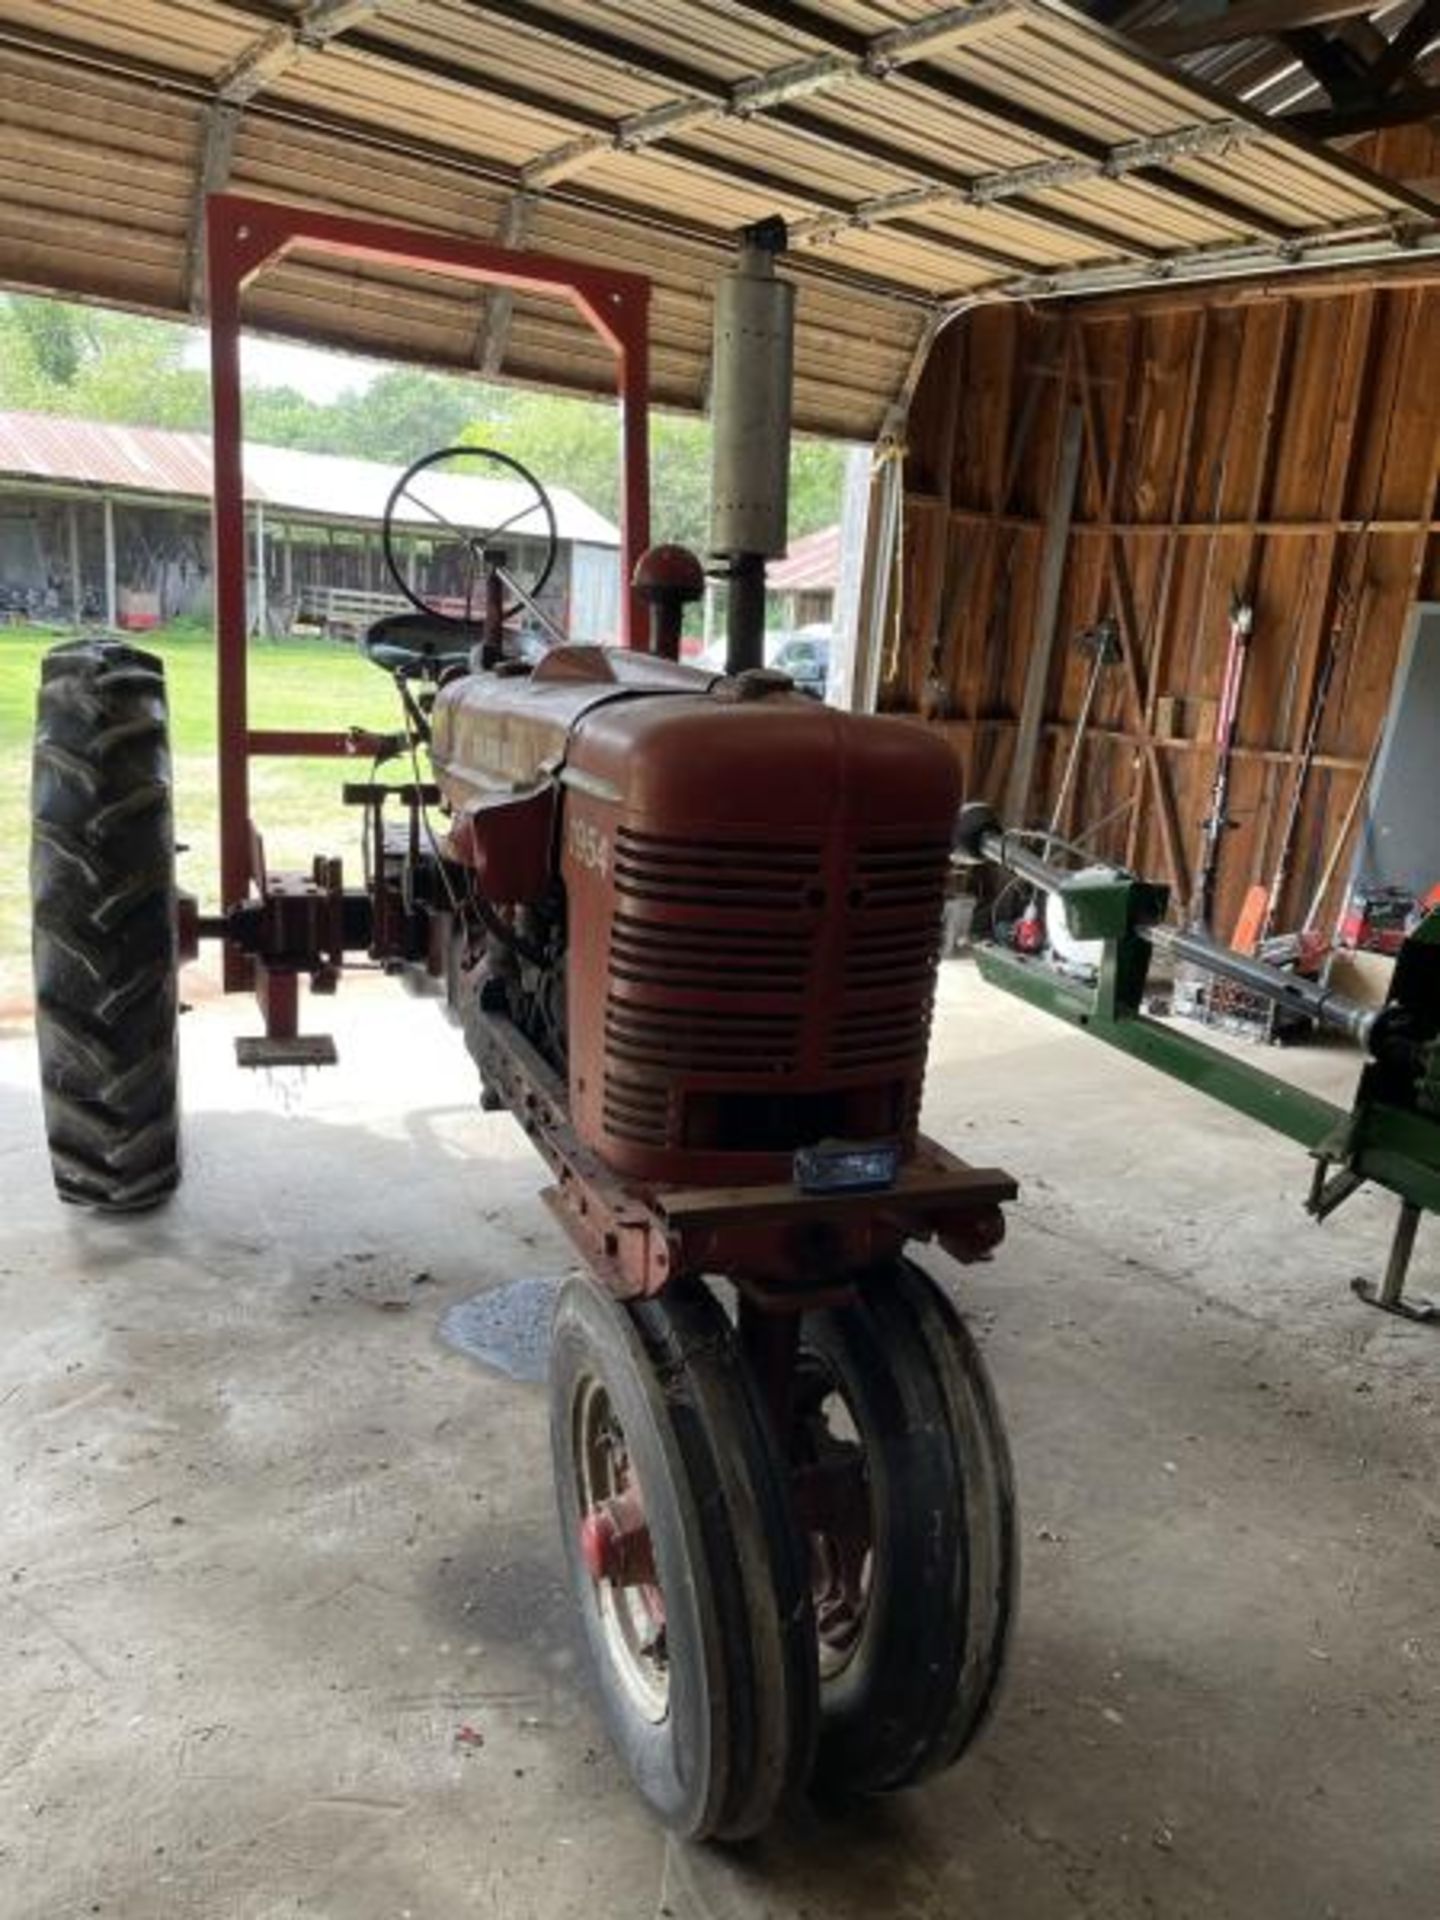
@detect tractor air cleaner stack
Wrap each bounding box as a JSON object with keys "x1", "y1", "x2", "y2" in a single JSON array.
[{"x1": 709, "y1": 218, "x2": 794, "y2": 674}]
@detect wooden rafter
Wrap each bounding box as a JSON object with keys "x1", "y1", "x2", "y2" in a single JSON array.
[
  {"x1": 184, "y1": 1, "x2": 388, "y2": 315},
  {"x1": 1143, "y1": 0, "x2": 1382, "y2": 58},
  {"x1": 1289, "y1": 83, "x2": 1440, "y2": 136}
]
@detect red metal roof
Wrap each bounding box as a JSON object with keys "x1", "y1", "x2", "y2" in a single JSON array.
[
  {"x1": 0, "y1": 411, "x2": 216, "y2": 500},
  {"x1": 769, "y1": 523, "x2": 840, "y2": 594},
  {"x1": 0, "y1": 410, "x2": 619, "y2": 545}
]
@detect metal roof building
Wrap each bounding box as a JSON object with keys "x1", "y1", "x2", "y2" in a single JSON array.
[
  {"x1": 769, "y1": 522, "x2": 842, "y2": 595},
  {"x1": 0, "y1": 410, "x2": 620, "y2": 544},
  {"x1": 0, "y1": 408, "x2": 621, "y2": 635}
]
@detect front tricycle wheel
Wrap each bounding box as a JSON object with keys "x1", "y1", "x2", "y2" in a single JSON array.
[
  {"x1": 794, "y1": 1257, "x2": 1018, "y2": 1796},
  {"x1": 549, "y1": 1278, "x2": 816, "y2": 1841}
]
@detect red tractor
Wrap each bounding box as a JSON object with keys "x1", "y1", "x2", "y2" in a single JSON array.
[{"x1": 28, "y1": 199, "x2": 1018, "y2": 1838}]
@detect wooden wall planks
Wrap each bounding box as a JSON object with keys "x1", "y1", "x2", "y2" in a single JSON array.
[{"x1": 894, "y1": 263, "x2": 1440, "y2": 939}]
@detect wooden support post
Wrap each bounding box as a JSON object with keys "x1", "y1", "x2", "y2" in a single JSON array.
[
  {"x1": 1004, "y1": 400, "x2": 1083, "y2": 826},
  {"x1": 1074, "y1": 326, "x2": 1188, "y2": 904},
  {"x1": 917, "y1": 330, "x2": 965, "y2": 716},
  {"x1": 102, "y1": 495, "x2": 117, "y2": 630},
  {"x1": 1285, "y1": 289, "x2": 1384, "y2": 922},
  {"x1": 253, "y1": 500, "x2": 268, "y2": 638},
  {"x1": 1126, "y1": 307, "x2": 1210, "y2": 869},
  {"x1": 67, "y1": 501, "x2": 82, "y2": 627},
  {"x1": 1237, "y1": 301, "x2": 1298, "y2": 895}
]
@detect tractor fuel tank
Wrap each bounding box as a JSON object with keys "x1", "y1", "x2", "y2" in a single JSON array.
[
  {"x1": 430, "y1": 644, "x2": 716, "y2": 809},
  {"x1": 430, "y1": 645, "x2": 717, "y2": 905}
]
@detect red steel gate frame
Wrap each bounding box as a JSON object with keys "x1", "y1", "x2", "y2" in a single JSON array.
[{"x1": 204, "y1": 192, "x2": 652, "y2": 990}]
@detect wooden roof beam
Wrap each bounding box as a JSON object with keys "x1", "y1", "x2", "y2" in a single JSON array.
[
  {"x1": 1141, "y1": 0, "x2": 1384, "y2": 58},
  {"x1": 787, "y1": 119, "x2": 1270, "y2": 248},
  {"x1": 215, "y1": 0, "x2": 386, "y2": 106},
  {"x1": 475, "y1": 193, "x2": 535, "y2": 376},
  {"x1": 1288, "y1": 80, "x2": 1440, "y2": 134},
  {"x1": 1366, "y1": 0, "x2": 1440, "y2": 95},
  {"x1": 515, "y1": 3, "x2": 1009, "y2": 189},
  {"x1": 721, "y1": 0, "x2": 1300, "y2": 241},
  {"x1": 185, "y1": 101, "x2": 241, "y2": 314},
  {"x1": 186, "y1": 1, "x2": 389, "y2": 313}
]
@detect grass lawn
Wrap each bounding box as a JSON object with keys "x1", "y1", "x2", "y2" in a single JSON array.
[{"x1": 0, "y1": 620, "x2": 407, "y2": 1009}]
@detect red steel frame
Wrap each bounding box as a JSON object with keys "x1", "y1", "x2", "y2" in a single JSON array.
[{"x1": 204, "y1": 192, "x2": 652, "y2": 985}]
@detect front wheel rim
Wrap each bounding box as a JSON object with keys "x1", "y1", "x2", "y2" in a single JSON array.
[
  {"x1": 573, "y1": 1374, "x2": 670, "y2": 1724},
  {"x1": 795, "y1": 1355, "x2": 875, "y2": 1684}
]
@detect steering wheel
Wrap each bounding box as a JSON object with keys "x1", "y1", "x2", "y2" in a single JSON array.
[{"x1": 381, "y1": 444, "x2": 559, "y2": 629}]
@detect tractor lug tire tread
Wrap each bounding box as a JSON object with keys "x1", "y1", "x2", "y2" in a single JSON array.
[{"x1": 30, "y1": 638, "x2": 181, "y2": 1212}]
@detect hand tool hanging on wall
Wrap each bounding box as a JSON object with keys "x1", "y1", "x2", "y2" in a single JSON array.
[
  {"x1": 1252, "y1": 601, "x2": 1344, "y2": 946},
  {"x1": 1042, "y1": 615, "x2": 1120, "y2": 857},
  {"x1": 1190, "y1": 590, "x2": 1255, "y2": 931},
  {"x1": 1303, "y1": 723, "x2": 1383, "y2": 936}
]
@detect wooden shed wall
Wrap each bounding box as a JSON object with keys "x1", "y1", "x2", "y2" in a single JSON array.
[{"x1": 892, "y1": 260, "x2": 1440, "y2": 941}]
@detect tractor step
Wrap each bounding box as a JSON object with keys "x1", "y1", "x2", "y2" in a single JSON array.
[{"x1": 234, "y1": 1035, "x2": 339, "y2": 1069}]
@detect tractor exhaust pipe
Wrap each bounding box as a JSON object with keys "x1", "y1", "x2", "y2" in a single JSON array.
[{"x1": 709, "y1": 218, "x2": 794, "y2": 676}]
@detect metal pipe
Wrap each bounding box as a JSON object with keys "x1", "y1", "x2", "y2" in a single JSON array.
[
  {"x1": 710, "y1": 218, "x2": 794, "y2": 676},
  {"x1": 1146, "y1": 924, "x2": 1377, "y2": 1045},
  {"x1": 725, "y1": 556, "x2": 767, "y2": 674},
  {"x1": 971, "y1": 824, "x2": 1065, "y2": 898}
]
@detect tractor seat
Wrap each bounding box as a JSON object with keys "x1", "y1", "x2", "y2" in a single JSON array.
[{"x1": 361, "y1": 611, "x2": 478, "y2": 678}]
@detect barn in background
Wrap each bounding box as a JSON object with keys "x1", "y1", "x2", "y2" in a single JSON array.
[{"x1": 0, "y1": 411, "x2": 622, "y2": 641}]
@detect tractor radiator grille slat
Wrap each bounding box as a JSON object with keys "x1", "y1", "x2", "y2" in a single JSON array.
[
  {"x1": 613, "y1": 826, "x2": 821, "y2": 912},
  {"x1": 610, "y1": 913, "x2": 810, "y2": 993},
  {"x1": 606, "y1": 1001, "x2": 798, "y2": 1074},
  {"x1": 829, "y1": 838, "x2": 949, "y2": 1072},
  {"x1": 601, "y1": 1074, "x2": 668, "y2": 1147}
]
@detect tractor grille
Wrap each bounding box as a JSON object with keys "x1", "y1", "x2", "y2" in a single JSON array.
[
  {"x1": 610, "y1": 914, "x2": 810, "y2": 993},
  {"x1": 605, "y1": 1002, "x2": 799, "y2": 1075},
  {"x1": 601, "y1": 1073, "x2": 668, "y2": 1148},
  {"x1": 601, "y1": 830, "x2": 947, "y2": 1147},
  {"x1": 602, "y1": 829, "x2": 817, "y2": 1139},
  {"x1": 830, "y1": 838, "x2": 949, "y2": 1073},
  {"x1": 613, "y1": 826, "x2": 821, "y2": 912}
]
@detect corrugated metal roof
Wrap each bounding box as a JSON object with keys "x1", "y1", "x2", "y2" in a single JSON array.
[
  {"x1": 0, "y1": 409, "x2": 621, "y2": 544},
  {"x1": 0, "y1": 0, "x2": 1434, "y2": 441},
  {"x1": 770, "y1": 522, "x2": 840, "y2": 591}
]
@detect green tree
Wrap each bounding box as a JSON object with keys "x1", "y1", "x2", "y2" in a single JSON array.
[
  {"x1": 247, "y1": 367, "x2": 481, "y2": 464},
  {"x1": 0, "y1": 296, "x2": 207, "y2": 426},
  {"x1": 12, "y1": 299, "x2": 89, "y2": 385},
  {"x1": 0, "y1": 293, "x2": 846, "y2": 543}
]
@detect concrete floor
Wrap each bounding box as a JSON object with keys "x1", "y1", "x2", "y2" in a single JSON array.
[{"x1": 2, "y1": 962, "x2": 1437, "y2": 1920}]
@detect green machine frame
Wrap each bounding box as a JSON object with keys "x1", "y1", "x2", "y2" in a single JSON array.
[{"x1": 956, "y1": 806, "x2": 1440, "y2": 1323}]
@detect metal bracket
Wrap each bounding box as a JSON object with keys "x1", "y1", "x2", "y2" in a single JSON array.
[
  {"x1": 1350, "y1": 1202, "x2": 1440, "y2": 1325},
  {"x1": 235, "y1": 1035, "x2": 339, "y2": 1070}
]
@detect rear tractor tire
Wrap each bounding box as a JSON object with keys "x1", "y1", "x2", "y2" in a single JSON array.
[{"x1": 30, "y1": 639, "x2": 181, "y2": 1210}]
